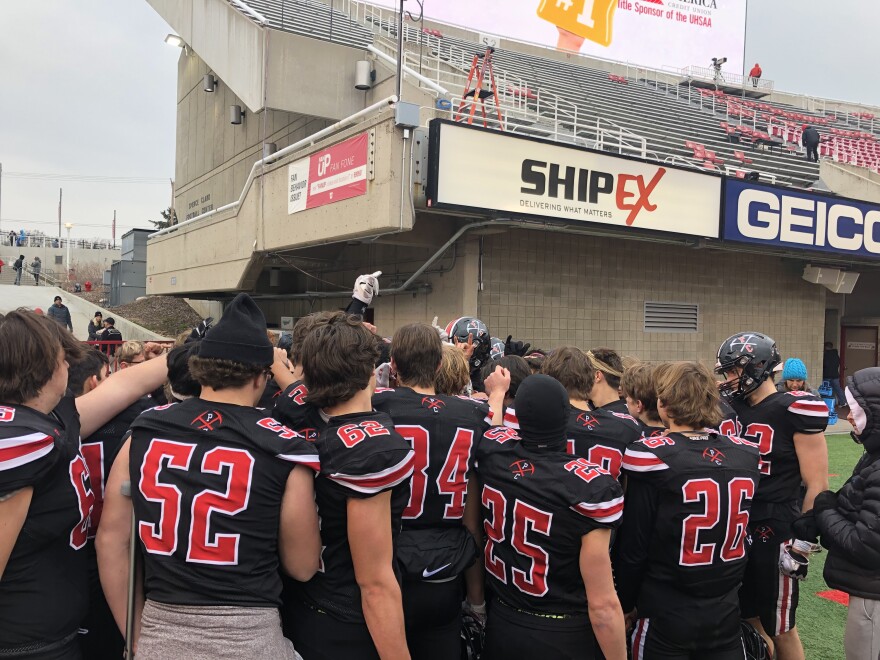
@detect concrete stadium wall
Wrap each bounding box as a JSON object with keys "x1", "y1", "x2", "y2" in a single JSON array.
[
  {"x1": 477, "y1": 229, "x2": 828, "y2": 381},
  {"x1": 0, "y1": 245, "x2": 120, "y2": 282},
  {"x1": 172, "y1": 53, "x2": 334, "y2": 221},
  {"x1": 820, "y1": 161, "x2": 880, "y2": 204}
]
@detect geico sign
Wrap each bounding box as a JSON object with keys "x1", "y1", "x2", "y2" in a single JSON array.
[
  {"x1": 520, "y1": 159, "x2": 666, "y2": 226},
  {"x1": 737, "y1": 188, "x2": 880, "y2": 254}
]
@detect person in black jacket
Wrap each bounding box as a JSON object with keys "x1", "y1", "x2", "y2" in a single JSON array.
[
  {"x1": 802, "y1": 125, "x2": 821, "y2": 162},
  {"x1": 795, "y1": 366, "x2": 880, "y2": 659},
  {"x1": 87, "y1": 311, "x2": 103, "y2": 341}
]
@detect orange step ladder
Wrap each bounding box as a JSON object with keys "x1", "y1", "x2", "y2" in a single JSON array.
[{"x1": 454, "y1": 46, "x2": 505, "y2": 130}]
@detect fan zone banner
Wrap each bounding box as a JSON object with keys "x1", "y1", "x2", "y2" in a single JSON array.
[
  {"x1": 366, "y1": 0, "x2": 747, "y2": 73},
  {"x1": 288, "y1": 132, "x2": 369, "y2": 214},
  {"x1": 426, "y1": 120, "x2": 721, "y2": 238}
]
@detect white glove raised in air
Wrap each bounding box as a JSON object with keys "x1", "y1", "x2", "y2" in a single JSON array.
[{"x1": 353, "y1": 271, "x2": 382, "y2": 305}]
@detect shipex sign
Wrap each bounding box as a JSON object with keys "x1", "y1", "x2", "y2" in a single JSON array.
[
  {"x1": 724, "y1": 180, "x2": 880, "y2": 258},
  {"x1": 427, "y1": 121, "x2": 720, "y2": 238}
]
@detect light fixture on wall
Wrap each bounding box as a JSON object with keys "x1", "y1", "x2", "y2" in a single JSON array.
[
  {"x1": 203, "y1": 74, "x2": 217, "y2": 92},
  {"x1": 230, "y1": 105, "x2": 244, "y2": 125},
  {"x1": 355, "y1": 60, "x2": 375, "y2": 90},
  {"x1": 164, "y1": 33, "x2": 191, "y2": 55},
  {"x1": 263, "y1": 142, "x2": 277, "y2": 159}
]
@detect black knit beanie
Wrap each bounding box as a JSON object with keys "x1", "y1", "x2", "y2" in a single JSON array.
[
  {"x1": 514, "y1": 374, "x2": 569, "y2": 450},
  {"x1": 197, "y1": 293, "x2": 273, "y2": 366}
]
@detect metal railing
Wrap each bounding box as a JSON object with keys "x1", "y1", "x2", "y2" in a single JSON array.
[
  {"x1": 3, "y1": 234, "x2": 116, "y2": 250},
  {"x1": 680, "y1": 65, "x2": 774, "y2": 93}
]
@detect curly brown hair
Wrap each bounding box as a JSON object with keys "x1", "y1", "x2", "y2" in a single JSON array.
[
  {"x1": 290, "y1": 312, "x2": 338, "y2": 366},
  {"x1": 391, "y1": 323, "x2": 442, "y2": 388},
  {"x1": 301, "y1": 312, "x2": 380, "y2": 408},
  {"x1": 188, "y1": 355, "x2": 265, "y2": 390},
  {"x1": 542, "y1": 347, "x2": 596, "y2": 400}
]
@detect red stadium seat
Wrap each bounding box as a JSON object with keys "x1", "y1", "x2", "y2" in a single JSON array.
[{"x1": 733, "y1": 150, "x2": 753, "y2": 165}]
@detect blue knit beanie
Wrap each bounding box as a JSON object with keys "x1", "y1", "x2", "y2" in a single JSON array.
[{"x1": 781, "y1": 358, "x2": 808, "y2": 381}]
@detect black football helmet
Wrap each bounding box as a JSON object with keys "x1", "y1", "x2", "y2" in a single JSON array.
[
  {"x1": 715, "y1": 332, "x2": 781, "y2": 399},
  {"x1": 446, "y1": 317, "x2": 491, "y2": 369},
  {"x1": 489, "y1": 336, "x2": 505, "y2": 361},
  {"x1": 740, "y1": 620, "x2": 771, "y2": 659}
]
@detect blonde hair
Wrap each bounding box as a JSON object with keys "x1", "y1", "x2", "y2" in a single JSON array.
[
  {"x1": 117, "y1": 340, "x2": 145, "y2": 364},
  {"x1": 435, "y1": 343, "x2": 470, "y2": 395}
]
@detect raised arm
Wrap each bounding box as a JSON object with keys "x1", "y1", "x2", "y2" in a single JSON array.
[{"x1": 76, "y1": 352, "x2": 168, "y2": 437}]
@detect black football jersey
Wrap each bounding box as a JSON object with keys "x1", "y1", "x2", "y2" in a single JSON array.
[
  {"x1": 257, "y1": 378, "x2": 283, "y2": 410},
  {"x1": 475, "y1": 427, "x2": 623, "y2": 615},
  {"x1": 598, "y1": 398, "x2": 630, "y2": 415},
  {"x1": 731, "y1": 391, "x2": 828, "y2": 510},
  {"x1": 565, "y1": 405, "x2": 642, "y2": 480},
  {"x1": 81, "y1": 396, "x2": 152, "y2": 537},
  {"x1": 640, "y1": 422, "x2": 668, "y2": 438},
  {"x1": 272, "y1": 380, "x2": 326, "y2": 442},
  {"x1": 298, "y1": 411, "x2": 414, "y2": 623},
  {"x1": 718, "y1": 398, "x2": 739, "y2": 438},
  {"x1": 372, "y1": 388, "x2": 490, "y2": 526},
  {"x1": 616, "y1": 432, "x2": 761, "y2": 614},
  {"x1": 128, "y1": 399, "x2": 319, "y2": 608},
  {"x1": 0, "y1": 399, "x2": 94, "y2": 648}
]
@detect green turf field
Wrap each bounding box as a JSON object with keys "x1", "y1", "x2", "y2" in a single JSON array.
[{"x1": 798, "y1": 432, "x2": 864, "y2": 659}]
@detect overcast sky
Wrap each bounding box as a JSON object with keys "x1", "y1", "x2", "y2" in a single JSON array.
[{"x1": 0, "y1": 0, "x2": 877, "y2": 241}]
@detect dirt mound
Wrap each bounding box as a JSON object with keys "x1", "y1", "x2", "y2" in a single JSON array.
[{"x1": 71, "y1": 291, "x2": 203, "y2": 339}]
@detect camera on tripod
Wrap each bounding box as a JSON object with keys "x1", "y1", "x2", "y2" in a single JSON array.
[{"x1": 711, "y1": 57, "x2": 728, "y2": 69}]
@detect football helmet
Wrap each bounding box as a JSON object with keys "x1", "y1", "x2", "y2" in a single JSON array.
[
  {"x1": 715, "y1": 332, "x2": 781, "y2": 399},
  {"x1": 740, "y1": 620, "x2": 771, "y2": 660},
  {"x1": 490, "y1": 337, "x2": 505, "y2": 361},
  {"x1": 445, "y1": 317, "x2": 491, "y2": 368}
]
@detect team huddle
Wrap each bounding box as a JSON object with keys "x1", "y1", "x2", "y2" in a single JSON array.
[{"x1": 0, "y1": 273, "x2": 831, "y2": 660}]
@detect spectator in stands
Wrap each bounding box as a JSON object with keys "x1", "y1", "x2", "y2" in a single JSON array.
[
  {"x1": 12, "y1": 255, "x2": 24, "y2": 286},
  {"x1": 47, "y1": 295, "x2": 73, "y2": 331},
  {"x1": 97, "y1": 317, "x2": 123, "y2": 355},
  {"x1": 29, "y1": 256, "x2": 41, "y2": 285},
  {"x1": 17, "y1": 229, "x2": 25, "y2": 246},
  {"x1": 776, "y1": 358, "x2": 814, "y2": 394},
  {"x1": 803, "y1": 125, "x2": 821, "y2": 162},
  {"x1": 116, "y1": 340, "x2": 146, "y2": 369},
  {"x1": 87, "y1": 311, "x2": 103, "y2": 340},
  {"x1": 824, "y1": 342, "x2": 846, "y2": 407},
  {"x1": 7, "y1": 230, "x2": 14, "y2": 246},
  {"x1": 0, "y1": 257, "x2": 4, "y2": 275},
  {"x1": 749, "y1": 63, "x2": 763, "y2": 87}
]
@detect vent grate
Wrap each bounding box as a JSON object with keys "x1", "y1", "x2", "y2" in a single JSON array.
[{"x1": 644, "y1": 302, "x2": 699, "y2": 333}]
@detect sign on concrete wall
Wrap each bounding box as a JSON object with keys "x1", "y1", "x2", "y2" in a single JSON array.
[
  {"x1": 426, "y1": 120, "x2": 721, "y2": 238},
  {"x1": 723, "y1": 179, "x2": 880, "y2": 258},
  {"x1": 288, "y1": 132, "x2": 369, "y2": 214}
]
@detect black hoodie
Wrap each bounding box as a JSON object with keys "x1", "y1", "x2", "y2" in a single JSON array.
[{"x1": 818, "y1": 367, "x2": 880, "y2": 599}]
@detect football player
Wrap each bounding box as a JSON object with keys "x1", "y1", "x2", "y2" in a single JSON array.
[
  {"x1": 97, "y1": 294, "x2": 321, "y2": 658},
  {"x1": 542, "y1": 347, "x2": 642, "y2": 480},
  {"x1": 373, "y1": 323, "x2": 498, "y2": 659},
  {"x1": 586, "y1": 347, "x2": 629, "y2": 414},
  {"x1": 617, "y1": 361, "x2": 761, "y2": 659},
  {"x1": 620, "y1": 362, "x2": 666, "y2": 436},
  {"x1": 476, "y1": 375, "x2": 627, "y2": 660},
  {"x1": 288, "y1": 312, "x2": 415, "y2": 660},
  {"x1": 67, "y1": 348, "x2": 111, "y2": 396},
  {"x1": 0, "y1": 310, "x2": 169, "y2": 659},
  {"x1": 716, "y1": 332, "x2": 829, "y2": 660},
  {"x1": 445, "y1": 317, "x2": 492, "y2": 391}
]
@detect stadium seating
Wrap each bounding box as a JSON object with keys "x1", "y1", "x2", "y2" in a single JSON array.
[{"x1": 235, "y1": 0, "x2": 880, "y2": 186}]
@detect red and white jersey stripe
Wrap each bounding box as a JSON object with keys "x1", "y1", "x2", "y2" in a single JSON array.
[
  {"x1": 0, "y1": 432, "x2": 55, "y2": 472},
  {"x1": 787, "y1": 399, "x2": 831, "y2": 418},
  {"x1": 276, "y1": 451, "x2": 321, "y2": 472},
  {"x1": 621, "y1": 449, "x2": 669, "y2": 473},
  {"x1": 503, "y1": 407, "x2": 520, "y2": 430},
  {"x1": 329, "y1": 451, "x2": 415, "y2": 494},
  {"x1": 570, "y1": 494, "x2": 624, "y2": 523}
]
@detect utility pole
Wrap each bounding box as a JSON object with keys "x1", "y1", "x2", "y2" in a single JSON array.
[
  {"x1": 396, "y1": 0, "x2": 404, "y2": 101},
  {"x1": 58, "y1": 188, "x2": 63, "y2": 237},
  {"x1": 112, "y1": 210, "x2": 116, "y2": 246}
]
